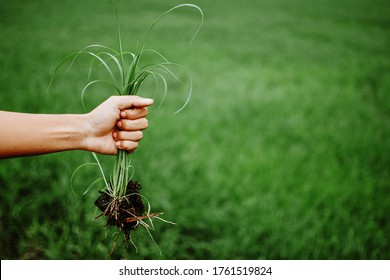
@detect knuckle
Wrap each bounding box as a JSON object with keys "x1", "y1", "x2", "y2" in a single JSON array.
[
  {"x1": 108, "y1": 95, "x2": 117, "y2": 105},
  {"x1": 108, "y1": 96, "x2": 115, "y2": 102},
  {"x1": 121, "y1": 120, "x2": 128, "y2": 130},
  {"x1": 118, "y1": 131, "x2": 126, "y2": 140}
]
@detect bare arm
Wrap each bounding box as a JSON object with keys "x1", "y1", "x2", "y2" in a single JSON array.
[{"x1": 0, "y1": 95, "x2": 153, "y2": 159}]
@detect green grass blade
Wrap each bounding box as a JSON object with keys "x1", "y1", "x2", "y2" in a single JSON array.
[
  {"x1": 92, "y1": 152, "x2": 109, "y2": 189},
  {"x1": 148, "y1": 71, "x2": 168, "y2": 109},
  {"x1": 81, "y1": 79, "x2": 121, "y2": 110},
  {"x1": 83, "y1": 177, "x2": 104, "y2": 196},
  {"x1": 70, "y1": 162, "x2": 99, "y2": 197},
  {"x1": 112, "y1": 0, "x2": 125, "y2": 84},
  {"x1": 166, "y1": 63, "x2": 192, "y2": 114},
  {"x1": 87, "y1": 52, "x2": 124, "y2": 88},
  {"x1": 102, "y1": 52, "x2": 124, "y2": 85},
  {"x1": 142, "y1": 48, "x2": 169, "y2": 62},
  {"x1": 140, "y1": 4, "x2": 204, "y2": 49},
  {"x1": 80, "y1": 51, "x2": 118, "y2": 86},
  {"x1": 80, "y1": 43, "x2": 119, "y2": 54},
  {"x1": 126, "y1": 53, "x2": 143, "y2": 93},
  {"x1": 46, "y1": 52, "x2": 79, "y2": 92},
  {"x1": 141, "y1": 63, "x2": 192, "y2": 113}
]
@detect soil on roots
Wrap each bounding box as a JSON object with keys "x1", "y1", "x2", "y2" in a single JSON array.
[{"x1": 94, "y1": 180, "x2": 145, "y2": 238}]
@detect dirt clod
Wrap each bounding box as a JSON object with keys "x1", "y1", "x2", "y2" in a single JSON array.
[{"x1": 94, "y1": 180, "x2": 145, "y2": 237}]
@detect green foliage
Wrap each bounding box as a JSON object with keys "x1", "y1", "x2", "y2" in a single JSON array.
[{"x1": 0, "y1": 0, "x2": 389, "y2": 259}]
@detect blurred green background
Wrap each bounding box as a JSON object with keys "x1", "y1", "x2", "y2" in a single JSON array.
[{"x1": 0, "y1": 0, "x2": 389, "y2": 259}]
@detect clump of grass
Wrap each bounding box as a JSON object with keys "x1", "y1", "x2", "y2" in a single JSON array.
[{"x1": 50, "y1": 1, "x2": 203, "y2": 255}]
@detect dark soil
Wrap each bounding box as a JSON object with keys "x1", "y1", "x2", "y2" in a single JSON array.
[{"x1": 94, "y1": 180, "x2": 145, "y2": 238}]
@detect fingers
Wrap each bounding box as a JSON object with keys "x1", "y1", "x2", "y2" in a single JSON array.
[
  {"x1": 114, "y1": 118, "x2": 148, "y2": 152},
  {"x1": 113, "y1": 130, "x2": 144, "y2": 153},
  {"x1": 113, "y1": 131, "x2": 141, "y2": 153},
  {"x1": 113, "y1": 131, "x2": 143, "y2": 141},
  {"x1": 120, "y1": 107, "x2": 148, "y2": 120},
  {"x1": 117, "y1": 118, "x2": 148, "y2": 131},
  {"x1": 112, "y1": 97, "x2": 151, "y2": 153},
  {"x1": 115, "y1": 140, "x2": 138, "y2": 153}
]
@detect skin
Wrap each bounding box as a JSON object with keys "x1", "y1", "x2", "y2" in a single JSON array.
[{"x1": 0, "y1": 95, "x2": 153, "y2": 159}]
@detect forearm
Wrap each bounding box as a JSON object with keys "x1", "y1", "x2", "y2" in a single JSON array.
[{"x1": 0, "y1": 111, "x2": 88, "y2": 158}]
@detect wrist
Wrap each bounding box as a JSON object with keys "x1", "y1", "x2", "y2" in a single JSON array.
[
  {"x1": 50, "y1": 113, "x2": 90, "y2": 152},
  {"x1": 73, "y1": 113, "x2": 91, "y2": 152}
]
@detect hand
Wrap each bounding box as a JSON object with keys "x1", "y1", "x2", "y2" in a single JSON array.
[{"x1": 83, "y1": 95, "x2": 154, "y2": 155}]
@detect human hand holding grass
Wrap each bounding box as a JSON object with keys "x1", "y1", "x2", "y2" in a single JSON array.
[
  {"x1": 0, "y1": 95, "x2": 153, "y2": 158},
  {"x1": 4, "y1": 1, "x2": 202, "y2": 255},
  {"x1": 84, "y1": 95, "x2": 153, "y2": 155}
]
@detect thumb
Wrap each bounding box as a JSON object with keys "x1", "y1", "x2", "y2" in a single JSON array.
[{"x1": 111, "y1": 95, "x2": 154, "y2": 110}]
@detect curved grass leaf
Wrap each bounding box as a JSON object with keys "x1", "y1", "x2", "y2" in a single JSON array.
[
  {"x1": 70, "y1": 162, "x2": 99, "y2": 197},
  {"x1": 81, "y1": 80, "x2": 121, "y2": 110},
  {"x1": 92, "y1": 152, "x2": 109, "y2": 189},
  {"x1": 140, "y1": 4, "x2": 204, "y2": 49}
]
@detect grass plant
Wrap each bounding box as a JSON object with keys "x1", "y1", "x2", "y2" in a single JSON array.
[{"x1": 49, "y1": 1, "x2": 203, "y2": 253}]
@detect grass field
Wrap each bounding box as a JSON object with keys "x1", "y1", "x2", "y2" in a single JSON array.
[{"x1": 0, "y1": 0, "x2": 389, "y2": 259}]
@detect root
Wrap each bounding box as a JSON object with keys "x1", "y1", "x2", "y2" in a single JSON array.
[
  {"x1": 94, "y1": 180, "x2": 176, "y2": 256},
  {"x1": 108, "y1": 232, "x2": 120, "y2": 259},
  {"x1": 128, "y1": 235, "x2": 138, "y2": 254}
]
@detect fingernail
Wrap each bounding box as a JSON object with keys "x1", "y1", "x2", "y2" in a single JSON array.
[
  {"x1": 117, "y1": 121, "x2": 122, "y2": 128},
  {"x1": 113, "y1": 132, "x2": 117, "y2": 139},
  {"x1": 120, "y1": 111, "x2": 126, "y2": 118}
]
